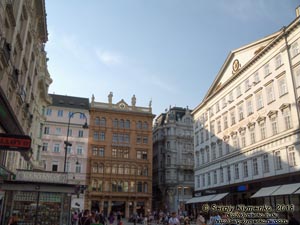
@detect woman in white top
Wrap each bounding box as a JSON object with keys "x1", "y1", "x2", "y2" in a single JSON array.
[{"x1": 169, "y1": 212, "x2": 180, "y2": 225}]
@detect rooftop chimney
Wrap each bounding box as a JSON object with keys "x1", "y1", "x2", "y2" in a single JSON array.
[{"x1": 296, "y1": 6, "x2": 300, "y2": 17}]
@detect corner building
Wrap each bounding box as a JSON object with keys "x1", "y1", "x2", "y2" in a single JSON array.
[
  {"x1": 190, "y1": 8, "x2": 300, "y2": 218},
  {"x1": 86, "y1": 93, "x2": 154, "y2": 218}
]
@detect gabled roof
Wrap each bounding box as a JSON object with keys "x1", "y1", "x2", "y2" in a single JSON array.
[{"x1": 204, "y1": 30, "x2": 281, "y2": 101}]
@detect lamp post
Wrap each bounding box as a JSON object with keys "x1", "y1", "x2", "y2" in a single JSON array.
[{"x1": 64, "y1": 112, "x2": 88, "y2": 173}]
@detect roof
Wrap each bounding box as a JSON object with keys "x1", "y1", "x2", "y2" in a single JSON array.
[{"x1": 49, "y1": 94, "x2": 89, "y2": 110}]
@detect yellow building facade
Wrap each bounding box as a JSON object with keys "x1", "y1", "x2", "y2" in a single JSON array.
[{"x1": 85, "y1": 93, "x2": 154, "y2": 218}]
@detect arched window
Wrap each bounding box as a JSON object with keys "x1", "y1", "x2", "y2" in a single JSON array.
[
  {"x1": 143, "y1": 122, "x2": 148, "y2": 130},
  {"x1": 119, "y1": 119, "x2": 124, "y2": 128},
  {"x1": 143, "y1": 166, "x2": 148, "y2": 176},
  {"x1": 137, "y1": 121, "x2": 142, "y2": 129},
  {"x1": 105, "y1": 164, "x2": 111, "y2": 174},
  {"x1": 98, "y1": 180, "x2": 103, "y2": 192},
  {"x1": 137, "y1": 182, "x2": 143, "y2": 192},
  {"x1": 125, "y1": 120, "x2": 130, "y2": 128},
  {"x1": 131, "y1": 165, "x2": 136, "y2": 175},
  {"x1": 118, "y1": 164, "x2": 124, "y2": 174},
  {"x1": 137, "y1": 166, "x2": 142, "y2": 176},
  {"x1": 112, "y1": 181, "x2": 117, "y2": 192},
  {"x1": 98, "y1": 163, "x2": 104, "y2": 173},
  {"x1": 113, "y1": 119, "x2": 118, "y2": 128},
  {"x1": 118, "y1": 181, "x2": 123, "y2": 192},
  {"x1": 104, "y1": 180, "x2": 110, "y2": 192},
  {"x1": 95, "y1": 117, "x2": 100, "y2": 126},
  {"x1": 112, "y1": 164, "x2": 118, "y2": 174},
  {"x1": 92, "y1": 179, "x2": 98, "y2": 191},
  {"x1": 92, "y1": 163, "x2": 98, "y2": 173},
  {"x1": 124, "y1": 165, "x2": 130, "y2": 174},
  {"x1": 100, "y1": 117, "x2": 106, "y2": 126},
  {"x1": 123, "y1": 181, "x2": 129, "y2": 192}
]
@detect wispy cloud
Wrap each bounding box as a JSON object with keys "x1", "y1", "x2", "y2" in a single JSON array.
[{"x1": 95, "y1": 49, "x2": 123, "y2": 66}]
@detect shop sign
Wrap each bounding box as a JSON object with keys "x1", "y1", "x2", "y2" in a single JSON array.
[
  {"x1": 0, "y1": 133, "x2": 31, "y2": 151},
  {"x1": 16, "y1": 170, "x2": 68, "y2": 184}
]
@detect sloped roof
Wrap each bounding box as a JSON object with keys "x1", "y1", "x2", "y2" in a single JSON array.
[{"x1": 50, "y1": 94, "x2": 89, "y2": 110}]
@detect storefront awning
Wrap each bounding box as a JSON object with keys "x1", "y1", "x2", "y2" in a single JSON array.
[
  {"x1": 209, "y1": 192, "x2": 228, "y2": 202},
  {"x1": 271, "y1": 183, "x2": 300, "y2": 196},
  {"x1": 251, "y1": 185, "x2": 281, "y2": 198},
  {"x1": 185, "y1": 194, "x2": 216, "y2": 204}
]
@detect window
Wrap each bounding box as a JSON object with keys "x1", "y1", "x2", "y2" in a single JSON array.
[
  {"x1": 271, "y1": 117, "x2": 278, "y2": 135},
  {"x1": 95, "y1": 117, "x2": 100, "y2": 125},
  {"x1": 57, "y1": 110, "x2": 63, "y2": 117},
  {"x1": 44, "y1": 127, "x2": 50, "y2": 134},
  {"x1": 211, "y1": 144, "x2": 216, "y2": 160},
  {"x1": 113, "y1": 119, "x2": 118, "y2": 128},
  {"x1": 232, "y1": 137, "x2": 238, "y2": 150},
  {"x1": 225, "y1": 143, "x2": 230, "y2": 154},
  {"x1": 227, "y1": 166, "x2": 231, "y2": 183},
  {"x1": 275, "y1": 151, "x2": 282, "y2": 170},
  {"x1": 99, "y1": 147, "x2": 105, "y2": 157},
  {"x1": 283, "y1": 109, "x2": 292, "y2": 130},
  {"x1": 216, "y1": 102, "x2": 220, "y2": 112},
  {"x1": 278, "y1": 76, "x2": 288, "y2": 96},
  {"x1": 234, "y1": 164, "x2": 239, "y2": 180},
  {"x1": 196, "y1": 176, "x2": 200, "y2": 188},
  {"x1": 250, "y1": 129, "x2": 256, "y2": 144},
  {"x1": 291, "y1": 42, "x2": 299, "y2": 57},
  {"x1": 246, "y1": 98, "x2": 253, "y2": 115},
  {"x1": 93, "y1": 132, "x2": 99, "y2": 141},
  {"x1": 77, "y1": 146, "x2": 83, "y2": 155},
  {"x1": 137, "y1": 121, "x2": 142, "y2": 129},
  {"x1": 220, "y1": 168, "x2": 224, "y2": 183},
  {"x1": 100, "y1": 117, "x2": 106, "y2": 126},
  {"x1": 79, "y1": 113, "x2": 85, "y2": 119},
  {"x1": 256, "y1": 92, "x2": 264, "y2": 110},
  {"x1": 253, "y1": 72, "x2": 260, "y2": 84},
  {"x1": 223, "y1": 115, "x2": 228, "y2": 129},
  {"x1": 78, "y1": 130, "x2": 84, "y2": 137},
  {"x1": 213, "y1": 171, "x2": 217, "y2": 184},
  {"x1": 206, "y1": 147, "x2": 210, "y2": 163},
  {"x1": 222, "y1": 97, "x2": 227, "y2": 108},
  {"x1": 236, "y1": 85, "x2": 242, "y2": 97},
  {"x1": 218, "y1": 141, "x2": 223, "y2": 157},
  {"x1": 243, "y1": 161, "x2": 248, "y2": 178},
  {"x1": 119, "y1": 119, "x2": 124, "y2": 128},
  {"x1": 100, "y1": 132, "x2": 105, "y2": 141},
  {"x1": 238, "y1": 104, "x2": 244, "y2": 121},
  {"x1": 230, "y1": 110, "x2": 236, "y2": 125},
  {"x1": 143, "y1": 122, "x2": 149, "y2": 130},
  {"x1": 143, "y1": 136, "x2": 148, "y2": 144},
  {"x1": 275, "y1": 54, "x2": 282, "y2": 68},
  {"x1": 266, "y1": 84, "x2": 275, "y2": 103},
  {"x1": 207, "y1": 172, "x2": 211, "y2": 186},
  {"x1": 260, "y1": 123, "x2": 266, "y2": 140},
  {"x1": 245, "y1": 79, "x2": 251, "y2": 91},
  {"x1": 52, "y1": 162, "x2": 58, "y2": 172},
  {"x1": 42, "y1": 143, "x2": 48, "y2": 151},
  {"x1": 53, "y1": 144, "x2": 60, "y2": 153},
  {"x1": 55, "y1": 127, "x2": 61, "y2": 135},
  {"x1": 252, "y1": 158, "x2": 258, "y2": 175},
  {"x1": 288, "y1": 146, "x2": 297, "y2": 167},
  {"x1": 68, "y1": 129, "x2": 72, "y2": 137},
  {"x1": 125, "y1": 120, "x2": 130, "y2": 128},
  {"x1": 200, "y1": 149, "x2": 205, "y2": 164},
  {"x1": 264, "y1": 63, "x2": 270, "y2": 76},
  {"x1": 263, "y1": 154, "x2": 269, "y2": 173},
  {"x1": 75, "y1": 163, "x2": 81, "y2": 173},
  {"x1": 217, "y1": 120, "x2": 222, "y2": 133},
  {"x1": 137, "y1": 150, "x2": 147, "y2": 160},
  {"x1": 241, "y1": 134, "x2": 246, "y2": 148},
  {"x1": 46, "y1": 108, "x2": 52, "y2": 116},
  {"x1": 67, "y1": 145, "x2": 71, "y2": 154}
]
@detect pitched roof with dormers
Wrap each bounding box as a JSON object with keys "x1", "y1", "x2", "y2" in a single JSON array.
[{"x1": 49, "y1": 94, "x2": 89, "y2": 110}]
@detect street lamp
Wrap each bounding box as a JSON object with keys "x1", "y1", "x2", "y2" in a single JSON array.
[{"x1": 64, "y1": 112, "x2": 88, "y2": 173}]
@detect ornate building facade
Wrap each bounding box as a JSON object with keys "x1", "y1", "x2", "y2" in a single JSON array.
[
  {"x1": 190, "y1": 7, "x2": 300, "y2": 218},
  {"x1": 86, "y1": 93, "x2": 154, "y2": 218},
  {"x1": 152, "y1": 107, "x2": 194, "y2": 213},
  {"x1": 41, "y1": 94, "x2": 90, "y2": 211},
  {"x1": 0, "y1": 0, "x2": 52, "y2": 174}
]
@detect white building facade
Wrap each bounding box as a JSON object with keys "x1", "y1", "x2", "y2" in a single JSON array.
[
  {"x1": 41, "y1": 94, "x2": 90, "y2": 211},
  {"x1": 191, "y1": 9, "x2": 300, "y2": 217}
]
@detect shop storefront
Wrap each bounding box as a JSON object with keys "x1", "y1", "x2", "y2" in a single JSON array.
[{"x1": 0, "y1": 170, "x2": 77, "y2": 225}]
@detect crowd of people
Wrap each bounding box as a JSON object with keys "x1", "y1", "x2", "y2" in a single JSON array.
[{"x1": 71, "y1": 209, "x2": 119, "y2": 225}]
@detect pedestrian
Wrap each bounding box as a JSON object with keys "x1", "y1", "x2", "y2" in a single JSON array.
[
  {"x1": 8, "y1": 213, "x2": 18, "y2": 225},
  {"x1": 117, "y1": 211, "x2": 122, "y2": 225},
  {"x1": 196, "y1": 214, "x2": 206, "y2": 225},
  {"x1": 108, "y1": 211, "x2": 115, "y2": 225},
  {"x1": 79, "y1": 209, "x2": 92, "y2": 225},
  {"x1": 99, "y1": 210, "x2": 107, "y2": 225},
  {"x1": 168, "y1": 212, "x2": 180, "y2": 225},
  {"x1": 288, "y1": 213, "x2": 300, "y2": 225},
  {"x1": 72, "y1": 211, "x2": 79, "y2": 225}
]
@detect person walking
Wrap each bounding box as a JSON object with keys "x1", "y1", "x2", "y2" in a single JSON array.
[
  {"x1": 168, "y1": 212, "x2": 180, "y2": 225},
  {"x1": 108, "y1": 212, "x2": 115, "y2": 225},
  {"x1": 79, "y1": 209, "x2": 92, "y2": 225}
]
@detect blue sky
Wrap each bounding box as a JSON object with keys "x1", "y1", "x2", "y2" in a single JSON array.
[{"x1": 45, "y1": 0, "x2": 299, "y2": 117}]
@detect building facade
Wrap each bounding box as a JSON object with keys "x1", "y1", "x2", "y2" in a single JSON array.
[
  {"x1": 0, "y1": 0, "x2": 52, "y2": 174},
  {"x1": 86, "y1": 93, "x2": 154, "y2": 218},
  {"x1": 41, "y1": 94, "x2": 90, "y2": 211},
  {"x1": 191, "y1": 8, "x2": 300, "y2": 218},
  {"x1": 152, "y1": 107, "x2": 194, "y2": 213}
]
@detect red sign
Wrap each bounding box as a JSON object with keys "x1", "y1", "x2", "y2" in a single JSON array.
[{"x1": 0, "y1": 133, "x2": 31, "y2": 151}]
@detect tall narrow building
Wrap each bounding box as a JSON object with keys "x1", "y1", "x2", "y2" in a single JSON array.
[
  {"x1": 152, "y1": 107, "x2": 194, "y2": 213},
  {"x1": 41, "y1": 94, "x2": 90, "y2": 211},
  {"x1": 86, "y1": 93, "x2": 154, "y2": 218}
]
